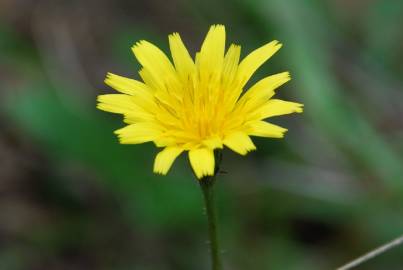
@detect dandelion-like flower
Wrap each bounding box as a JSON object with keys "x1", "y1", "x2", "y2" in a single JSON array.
[{"x1": 97, "y1": 25, "x2": 303, "y2": 179}]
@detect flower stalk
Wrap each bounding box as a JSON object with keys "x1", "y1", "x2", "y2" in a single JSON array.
[
  {"x1": 200, "y1": 176, "x2": 221, "y2": 270},
  {"x1": 199, "y1": 151, "x2": 222, "y2": 270}
]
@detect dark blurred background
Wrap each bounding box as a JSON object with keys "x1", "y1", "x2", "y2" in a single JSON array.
[{"x1": 1, "y1": 0, "x2": 403, "y2": 269}]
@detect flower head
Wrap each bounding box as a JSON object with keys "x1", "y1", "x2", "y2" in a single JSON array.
[{"x1": 97, "y1": 25, "x2": 303, "y2": 179}]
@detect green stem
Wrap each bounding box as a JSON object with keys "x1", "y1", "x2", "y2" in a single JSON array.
[{"x1": 200, "y1": 176, "x2": 222, "y2": 270}]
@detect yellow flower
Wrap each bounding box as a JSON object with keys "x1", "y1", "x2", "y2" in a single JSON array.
[{"x1": 97, "y1": 25, "x2": 303, "y2": 179}]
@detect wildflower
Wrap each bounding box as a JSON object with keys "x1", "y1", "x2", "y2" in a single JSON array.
[{"x1": 97, "y1": 25, "x2": 302, "y2": 179}]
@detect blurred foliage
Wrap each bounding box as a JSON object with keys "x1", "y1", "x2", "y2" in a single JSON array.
[{"x1": 1, "y1": 0, "x2": 403, "y2": 269}]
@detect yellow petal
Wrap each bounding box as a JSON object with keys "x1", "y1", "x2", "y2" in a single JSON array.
[
  {"x1": 138, "y1": 68, "x2": 159, "y2": 91},
  {"x1": 202, "y1": 136, "x2": 224, "y2": 149},
  {"x1": 153, "y1": 146, "x2": 183, "y2": 175},
  {"x1": 169, "y1": 33, "x2": 195, "y2": 81},
  {"x1": 114, "y1": 123, "x2": 162, "y2": 144},
  {"x1": 97, "y1": 94, "x2": 155, "y2": 123},
  {"x1": 245, "y1": 72, "x2": 290, "y2": 99},
  {"x1": 153, "y1": 136, "x2": 176, "y2": 147},
  {"x1": 97, "y1": 94, "x2": 135, "y2": 114},
  {"x1": 198, "y1": 25, "x2": 226, "y2": 81},
  {"x1": 252, "y1": 99, "x2": 303, "y2": 120},
  {"x1": 236, "y1": 72, "x2": 291, "y2": 113},
  {"x1": 105, "y1": 73, "x2": 158, "y2": 112},
  {"x1": 222, "y1": 44, "x2": 241, "y2": 84},
  {"x1": 245, "y1": 121, "x2": 288, "y2": 138},
  {"x1": 105, "y1": 73, "x2": 149, "y2": 95},
  {"x1": 132, "y1": 41, "x2": 176, "y2": 78},
  {"x1": 189, "y1": 148, "x2": 215, "y2": 179},
  {"x1": 123, "y1": 111, "x2": 155, "y2": 124},
  {"x1": 221, "y1": 44, "x2": 243, "y2": 111},
  {"x1": 223, "y1": 132, "x2": 256, "y2": 155},
  {"x1": 132, "y1": 41, "x2": 180, "y2": 91},
  {"x1": 237, "y1": 40, "x2": 282, "y2": 87}
]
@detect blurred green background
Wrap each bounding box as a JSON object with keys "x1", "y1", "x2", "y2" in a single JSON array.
[{"x1": 1, "y1": 0, "x2": 403, "y2": 269}]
